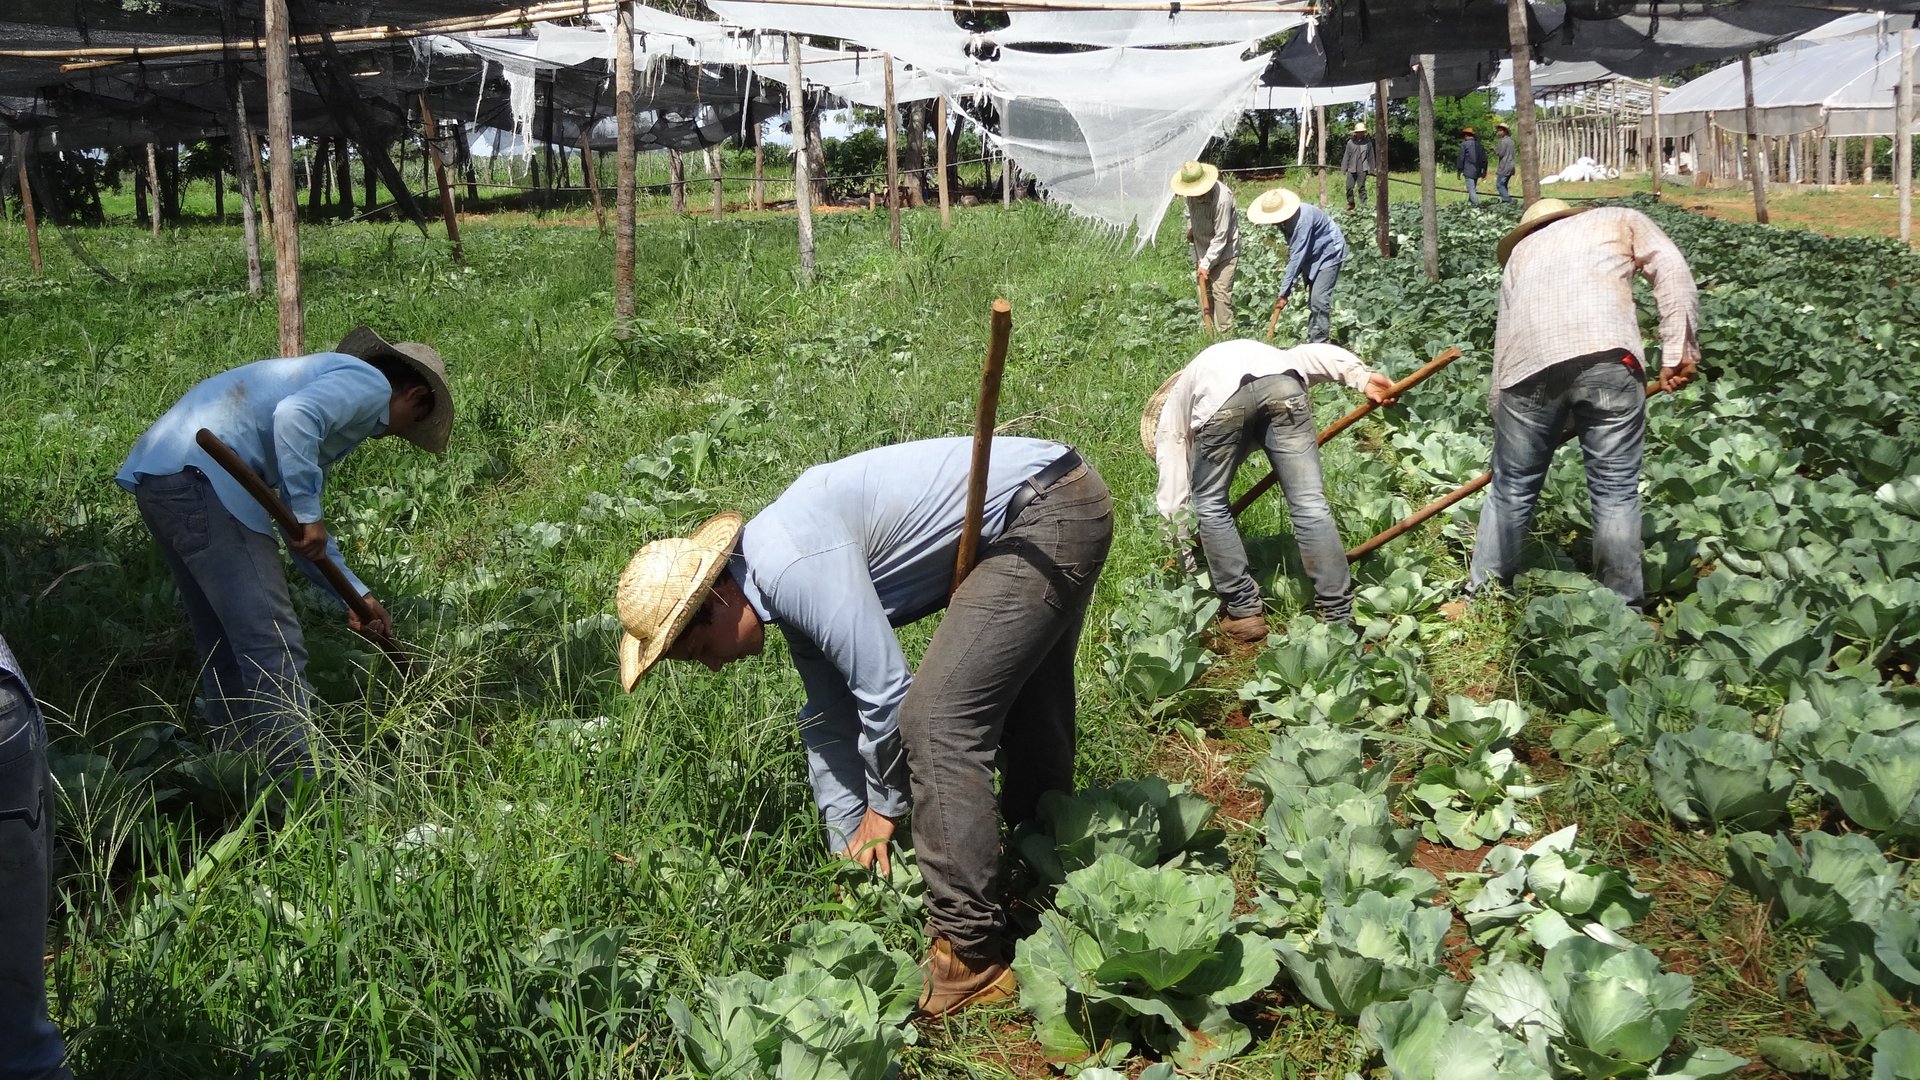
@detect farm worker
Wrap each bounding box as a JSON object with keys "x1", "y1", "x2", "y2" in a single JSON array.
[
  {"x1": 1493, "y1": 123, "x2": 1517, "y2": 203},
  {"x1": 0, "y1": 635, "x2": 72, "y2": 1080},
  {"x1": 615, "y1": 437, "x2": 1112, "y2": 1016},
  {"x1": 1458, "y1": 127, "x2": 1489, "y2": 207},
  {"x1": 1340, "y1": 122, "x2": 1375, "y2": 211},
  {"x1": 1147, "y1": 341, "x2": 1397, "y2": 642},
  {"x1": 1247, "y1": 187, "x2": 1348, "y2": 344},
  {"x1": 1461, "y1": 199, "x2": 1699, "y2": 613},
  {"x1": 1171, "y1": 160, "x2": 1238, "y2": 333},
  {"x1": 115, "y1": 328, "x2": 452, "y2": 775}
]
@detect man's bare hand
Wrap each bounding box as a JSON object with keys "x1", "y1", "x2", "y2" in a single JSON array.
[
  {"x1": 348, "y1": 594, "x2": 393, "y2": 640},
  {"x1": 1364, "y1": 372, "x2": 1399, "y2": 406},
  {"x1": 289, "y1": 520, "x2": 330, "y2": 562},
  {"x1": 1196, "y1": 267, "x2": 1210, "y2": 286},
  {"x1": 841, "y1": 808, "x2": 897, "y2": 876},
  {"x1": 1658, "y1": 357, "x2": 1699, "y2": 394}
]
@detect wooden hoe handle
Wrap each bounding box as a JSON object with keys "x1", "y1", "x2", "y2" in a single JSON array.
[{"x1": 953, "y1": 300, "x2": 1012, "y2": 596}]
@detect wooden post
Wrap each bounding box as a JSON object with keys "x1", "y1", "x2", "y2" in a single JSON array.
[
  {"x1": 1899, "y1": 28, "x2": 1914, "y2": 245},
  {"x1": 615, "y1": 1, "x2": 636, "y2": 334},
  {"x1": 1742, "y1": 54, "x2": 1769, "y2": 225},
  {"x1": 14, "y1": 144, "x2": 40, "y2": 275},
  {"x1": 249, "y1": 127, "x2": 272, "y2": 236},
  {"x1": 883, "y1": 52, "x2": 901, "y2": 249},
  {"x1": 226, "y1": 77, "x2": 263, "y2": 295},
  {"x1": 417, "y1": 94, "x2": 463, "y2": 263},
  {"x1": 580, "y1": 126, "x2": 606, "y2": 236},
  {"x1": 936, "y1": 96, "x2": 951, "y2": 227},
  {"x1": 1510, "y1": 0, "x2": 1540, "y2": 205},
  {"x1": 1865, "y1": 135, "x2": 1875, "y2": 184},
  {"x1": 787, "y1": 33, "x2": 815, "y2": 282},
  {"x1": 1417, "y1": 55, "x2": 1438, "y2": 281},
  {"x1": 1374, "y1": 80, "x2": 1391, "y2": 257},
  {"x1": 752, "y1": 120, "x2": 766, "y2": 211},
  {"x1": 1316, "y1": 104, "x2": 1328, "y2": 206},
  {"x1": 1003, "y1": 145, "x2": 1013, "y2": 206},
  {"x1": 706, "y1": 145, "x2": 723, "y2": 220},
  {"x1": 264, "y1": 0, "x2": 304, "y2": 355},
  {"x1": 307, "y1": 136, "x2": 326, "y2": 217},
  {"x1": 669, "y1": 148, "x2": 686, "y2": 214},
  {"x1": 145, "y1": 142, "x2": 163, "y2": 237},
  {"x1": 1649, "y1": 78, "x2": 1662, "y2": 196}
]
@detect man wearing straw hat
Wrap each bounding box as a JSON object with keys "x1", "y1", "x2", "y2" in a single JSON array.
[
  {"x1": 115, "y1": 328, "x2": 453, "y2": 774},
  {"x1": 1340, "y1": 122, "x2": 1375, "y2": 211},
  {"x1": 1492, "y1": 123, "x2": 1517, "y2": 203},
  {"x1": 1458, "y1": 127, "x2": 1489, "y2": 207},
  {"x1": 616, "y1": 436, "x2": 1111, "y2": 1016},
  {"x1": 1459, "y1": 199, "x2": 1698, "y2": 612},
  {"x1": 1171, "y1": 160, "x2": 1238, "y2": 333},
  {"x1": 1146, "y1": 341, "x2": 1397, "y2": 641},
  {"x1": 1247, "y1": 187, "x2": 1348, "y2": 344}
]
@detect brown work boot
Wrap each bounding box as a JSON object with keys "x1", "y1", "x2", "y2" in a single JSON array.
[
  {"x1": 917, "y1": 938, "x2": 1017, "y2": 1017},
  {"x1": 1218, "y1": 613, "x2": 1271, "y2": 643}
]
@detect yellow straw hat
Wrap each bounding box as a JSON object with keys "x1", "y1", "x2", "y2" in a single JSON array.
[
  {"x1": 1496, "y1": 198, "x2": 1589, "y2": 267},
  {"x1": 336, "y1": 325, "x2": 455, "y2": 453},
  {"x1": 1352, "y1": 122, "x2": 1367, "y2": 135},
  {"x1": 1140, "y1": 368, "x2": 1183, "y2": 454},
  {"x1": 615, "y1": 511, "x2": 744, "y2": 690},
  {"x1": 1169, "y1": 160, "x2": 1220, "y2": 197},
  {"x1": 1246, "y1": 186, "x2": 1302, "y2": 225}
]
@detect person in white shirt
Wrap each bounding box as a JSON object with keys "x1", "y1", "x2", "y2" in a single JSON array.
[
  {"x1": 1148, "y1": 340, "x2": 1396, "y2": 641},
  {"x1": 1171, "y1": 160, "x2": 1238, "y2": 333}
]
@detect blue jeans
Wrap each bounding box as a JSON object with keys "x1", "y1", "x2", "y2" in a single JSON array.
[
  {"x1": 1191, "y1": 374, "x2": 1352, "y2": 622},
  {"x1": 0, "y1": 653, "x2": 71, "y2": 1080},
  {"x1": 1303, "y1": 262, "x2": 1340, "y2": 344},
  {"x1": 1497, "y1": 172, "x2": 1513, "y2": 202},
  {"x1": 1465, "y1": 175, "x2": 1481, "y2": 206},
  {"x1": 1469, "y1": 356, "x2": 1647, "y2": 609},
  {"x1": 134, "y1": 469, "x2": 317, "y2": 773}
]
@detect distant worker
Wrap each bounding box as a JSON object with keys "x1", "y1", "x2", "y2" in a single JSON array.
[
  {"x1": 1459, "y1": 127, "x2": 1489, "y2": 207},
  {"x1": 115, "y1": 328, "x2": 453, "y2": 774},
  {"x1": 1247, "y1": 187, "x2": 1349, "y2": 344},
  {"x1": 1, "y1": 635, "x2": 72, "y2": 1080},
  {"x1": 1458, "y1": 200, "x2": 1699, "y2": 614},
  {"x1": 616, "y1": 437, "x2": 1112, "y2": 1016},
  {"x1": 1171, "y1": 160, "x2": 1239, "y2": 333},
  {"x1": 1493, "y1": 123, "x2": 1517, "y2": 203},
  {"x1": 1340, "y1": 123, "x2": 1375, "y2": 211},
  {"x1": 1148, "y1": 340, "x2": 1396, "y2": 641}
]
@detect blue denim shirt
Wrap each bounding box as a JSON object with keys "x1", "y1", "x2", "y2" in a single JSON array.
[
  {"x1": 734, "y1": 437, "x2": 1069, "y2": 848},
  {"x1": 115, "y1": 354, "x2": 391, "y2": 600},
  {"x1": 1278, "y1": 204, "x2": 1348, "y2": 298}
]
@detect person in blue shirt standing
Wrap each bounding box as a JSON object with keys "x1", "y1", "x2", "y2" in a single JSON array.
[
  {"x1": 1459, "y1": 127, "x2": 1489, "y2": 207},
  {"x1": 1, "y1": 635, "x2": 72, "y2": 1080},
  {"x1": 115, "y1": 327, "x2": 453, "y2": 774},
  {"x1": 615, "y1": 437, "x2": 1112, "y2": 1017},
  {"x1": 1248, "y1": 187, "x2": 1348, "y2": 344}
]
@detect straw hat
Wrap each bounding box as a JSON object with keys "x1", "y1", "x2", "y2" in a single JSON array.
[
  {"x1": 615, "y1": 511, "x2": 744, "y2": 690},
  {"x1": 336, "y1": 326, "x2": 455, "y2": 453},
  {"x1": 1140, "y1": 369, "x2": 1183, "y2": 454},
  {"x1": 1170, "y1": 160, "x2": 1220, "y2": 197},
  {"x1": 1352, "y1": 123, "x2": 1367, "y2": 135},
  {"x1": 1246, "y1": 186, "x2": 1302, "y2": 225},
  {"x1": 1495, "y1": 123, "x2": 1511, "y2": 134},
  {"x1": 1461, "y1": 127, "x2": 1477, "y2": 137},
  {"x1": 1496, "y1": 198, "x2": 1589, "y2": 267}
]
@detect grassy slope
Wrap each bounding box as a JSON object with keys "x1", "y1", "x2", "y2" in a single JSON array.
[{"x1": 0, "y1": 189, "x2": 1909, "y2": 1076}]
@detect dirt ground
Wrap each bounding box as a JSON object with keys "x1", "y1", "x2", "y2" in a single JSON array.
[{"x1": 1528, "y1": 174, "x2": 1918, "y2": 241}]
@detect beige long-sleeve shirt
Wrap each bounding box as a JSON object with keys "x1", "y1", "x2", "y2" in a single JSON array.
[
  {"x1": 1185, "y1": 180, "x2": 1239, "y2": 273},
  {"x1": 1494, "y1": 207, "x2": 1699, "y2": 397},
  {"x1": 1153, "y1": 340, "x2": 1375, "y2": 519}
]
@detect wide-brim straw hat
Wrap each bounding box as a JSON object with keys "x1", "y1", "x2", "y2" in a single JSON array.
[
  {"x1": 337, "y1": 326, "x2": 455, "y2": 454},
  {"x1": 1352, "y1": 123, "x2": 1368, "y2": 135},
  {"x1": 1247, "y1": 186, "x2": 1302, "y2": 225},
  {"x1": 1140, "y1": 369, "x2": 1183, "y2": 454},
  {"x1": 615, "y1": 511, "x2": 744, "y2": 691},
  {"x1": 1497, "y1": 198, "x2": 1589, "y2": 268},
  {"x1": 1170, "y1": 160, "x2": 1220, "y2": 197}
]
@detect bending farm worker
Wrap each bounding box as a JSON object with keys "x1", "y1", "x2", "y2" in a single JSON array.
[
  {"x1": 1340, "y1": 122, "x2": 1375, "y2": 211},
  {"x1": 1171, "y1": 160, "x2": 1238, "y2": 333},
  {"x1": 1458, "y1": 127, "x2": 1488, "y2": 207},
  {"x1": 616, "y1": 437, "x2": 1112, "y2": 1016},
  {"x1": 1148, "y1": 340, "x2": 1396, "y2": 642},
  {"x1": 115, "y1": 327, "x2": 452, "y2": 775},
  {"x1": 1492, "y1": 123, "x2": 1517, "y2": 203},
  {"x1": 0, "y1": 635, "x2": 72, "y2": 1080},
  {"x1": 1248, "y1": 187, "x2": 1349, "y2": 344},
  {"x1": 1461, "y1": 199, "x2": 1700, "y2": 613}
]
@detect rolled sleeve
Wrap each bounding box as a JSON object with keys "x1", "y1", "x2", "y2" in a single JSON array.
[{"x1": 1632, "y1": 219, "x2": 1700, "y2": 368}]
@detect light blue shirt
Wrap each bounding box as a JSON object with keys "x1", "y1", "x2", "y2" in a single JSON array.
[
  {"x1": 115, "y1": 353, "x2": 391, "y2": 600},
  {"x1": 1278, "y1": 204, "x2": 1348, "y2": 298},
  {"x1": 734, "y1": 436, "x2": 1070, "y2": 849}
]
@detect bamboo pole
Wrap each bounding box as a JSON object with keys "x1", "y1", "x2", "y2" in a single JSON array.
[
  {"x1": 1899, "y1": 28, "x2": 1914, "y2": 245},
  {"x1": 1742, "y1": 54, "x2": 1769, "y2": 225},
  {"x1": 1417, "y1": 55, "x2": 1438, "y2": 282},
  {"x1": 15, "y1": 146, "x2": 41, "y2": 276},
  {"x1": 1316, "y1": 103, "x2": 1328, "y2": 206},
  {"x1": 1650, "y1": 77, "x2": 1662, "y2": 196},
  {"x1": 615, "y1": 1, "x2": 636, "y2": 334},
  {"x1": 787, "y1": 34, "x2": 815, "y2": 282},
  {"x1": 1510, "y1": 0, "x2": 1540, "y2": 205},
  {"x1": 936, "y1": 96, "x2": 951, "y2": 227},
  {"x1": 417, "y1": 94, "x2": 463, "y2": 263},
  {"x1": 580, "y1": 127, "x2": 607, "y2": 236},
  {"x1": 264, "y1": 0, "x2": 304, "y2": 355},
  {"x1": 1373, "y1": 79, "x2": 1390, "y2": 257},
  {"x1": 706, "y1": 145, "x2": 723, "y2": 221},
  {"x1": 884, "y1": 52, "x2": 901, "y2": 249}
]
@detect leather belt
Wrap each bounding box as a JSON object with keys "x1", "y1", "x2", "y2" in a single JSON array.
[{"x1": 1005, "y1": 449, "x2": 1085, "y2": 526}]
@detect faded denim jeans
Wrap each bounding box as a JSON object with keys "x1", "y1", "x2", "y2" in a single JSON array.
[
  {"x1": 901, "y1": 462, "x2": 1112, "y2": 962},
  {"x1": 1497, "y1": 172, "x2": 1514, "y2": 202},
  {"x1": 134, "y1": 469, "x2": 317, "y2": 774},
  {"x1": 1469, "y1": 354, "x2": 1647, "y2": 609},
  {"x1": 1303, "y1": 261, "x2": 1341, "y2": 344},
  {"x1": 1191, "y1": 374, "x2": 1353, "y2": 623},
  {"x1": 0, "y1": 647, "x2": 71, "y2": 1080}
]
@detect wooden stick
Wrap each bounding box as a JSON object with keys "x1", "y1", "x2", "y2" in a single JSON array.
[
  {"x1": 1196, "y1": 276, "x2": 1214, "y2": 333},
  {"x1": 884, "y1": 53, "x2": 901, "y2": 250},
  {"x1": 1263, "y1": 295, "x2": 1283, "y2": 341},
  {"x1": 264, "y1": 0, "x2": 304, "y2": 356},
  {"x1": 194, "y1": 429, "x2": 410, "y2": 668},
  {"x1": 614, "y1": 0, "x2": 636, "y2": 333},
  {"x1": 953, "y1": 299, "x2": 1013, "y2": 595},
  {"x1": 15, "y1": 150, "x2": 41, "y2": 276},
  {"x1": 1231, "y1": 347, "x2": 1463, "y2": 517},
  {"x1": 787, "y1": 35, "x2": 815, "y2": 282},
  {"x1": 936, "y1": 96, "x2": 951, "y2": 228},
  {"x1": 580, "y1": 125, "x2": 607, "y2": 237},
  {"x1": 418, "y1": 94, "x2": 463, "y2": 263}
]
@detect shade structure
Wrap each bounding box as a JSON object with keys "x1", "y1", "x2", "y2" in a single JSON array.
[{"x1": 1649, "y1": 28, "x2": 1919, "y2": 138}]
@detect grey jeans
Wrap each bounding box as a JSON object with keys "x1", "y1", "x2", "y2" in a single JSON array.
[
  {"x1": 901, "y1": 461, "x2": 1113, "y2": 961},
  {"x1": 0, "y1": 656, "x2": 71, "y2": 1080},
  {"x1": 1302, "y1": 261, "x2": 1341, "y2": 344},
  {"x1": 1192, "y1": 374, "x2": 1353, "y2": 622},
  {"x1": 134, "y1": 469, "x2": 317, "y2": 773}
]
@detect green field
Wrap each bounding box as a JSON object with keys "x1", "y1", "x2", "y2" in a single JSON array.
[{"x1": 3, "y1": 186, "x2": 1919, "y2": 1079}]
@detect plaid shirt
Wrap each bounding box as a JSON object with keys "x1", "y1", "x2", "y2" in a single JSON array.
[{"x1": 1493, "y1": 207, "x2": 1699, "y2": 396}]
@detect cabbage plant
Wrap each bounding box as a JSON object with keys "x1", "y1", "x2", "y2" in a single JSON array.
[
  {"x1": 1272, "y1": 891, "x2": 1453, "y2": 1017},
  {"x1": 1415, "y1": 696, "x2": 1530, "y2": 756},
  {"x1": 1014, "y1": 776, "x2": 1227, "y2": 885},
  {"x1": 1254, "y1": 825, "x2": 1439, "y2": 936},
  {"x1": 1361, "y1": 988, "x2": 1549, "y2": 1080},
  {"x1": 1245, "y1": 723, "x2": 1393, "y2": 800},
  {"x1": 1802, "y1": 729, "x2": 1920, "y2": 838},
  {"x1": 1408, "y1": 746, "x2": 1546, "y2": 849},
  {"x1": 1645, "y1": 726, "x2": 1795, "y2": 831},
  {"x1": 1723, "y1": 831, "x2": 1903, "y2": 933},
  {"x1": 1458, "y1": 826, "x2": 1651, "y2": 955}
]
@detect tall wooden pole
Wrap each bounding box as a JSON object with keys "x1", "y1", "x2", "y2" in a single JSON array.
[
  {"x1": 936, "y1": 96, "x2": 951, "y2": 227},
  {"x1": 1741, "y1": 54, "x2": 1769, "y2": 225},
  {"x1": 417, "y1": 94, "x2": 463, "y2": 262},
  {"x1": 706, "y1": 145, "x2": 723, "y2": 220},
  {"x1": 1417, "y1": 56, "x2": 1438, "y2": 281},
  {"x1": 1899, "y1": 28, "x2": 1914, "y2": 245},
  {"x1": 883, "y1": 53, "x2": 901, "y2": 249},
  {"x1": 14, "y1": 143, "x2": 41, "y2": 276},
  {"x1": 264, "y1": 0, "x2": 304, "y2": 355},
  {"x1": 752, "y1": 121, "x2": 767, "y2": 210},
  {"x1": 1374, "y1": 80, "x2": 1391, "y2": 257},
  {"x1": 1316, "y1": 104, "x2": 1328, "y2": 206},
  {"x1": 146, "y1": 142, "x2": 163, "y2": 237},
  {"x1": 580, "y1": 127, "x2": 607, "y2": 236},
  {"x1": 787, "y1": 33, "x2": 815, "y2": 282},
  {"x1": 1649, "y1": 77, "x2": 1662, "y2": 196},
  {"x1": 229, "y1": 78, "x2": 263, "y2": 295},
  {"x1": 1509, "y1": 0, "x2": 1540, "y2": 205},
  {"x1": 1003, "y1": 144, "x2": 1013, "y2": 206},
  {"x1": 615, "y1": 1, "x2": 636, "y2": 333}
]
